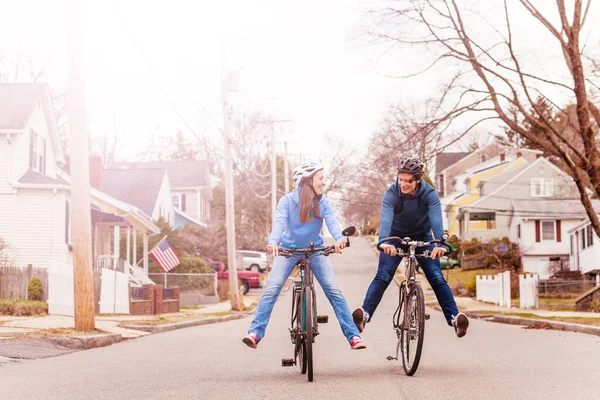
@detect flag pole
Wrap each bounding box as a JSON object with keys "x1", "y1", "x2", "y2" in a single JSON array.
[{"x1": 137, "y1": 235, "x2": 168, "y2": 266}]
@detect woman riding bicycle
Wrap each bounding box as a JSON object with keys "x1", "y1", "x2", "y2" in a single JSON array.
[{"x1": 243, "y1": 162, "x2": 366, "y2": 350}]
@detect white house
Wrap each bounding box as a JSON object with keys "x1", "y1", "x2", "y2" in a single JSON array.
[
  {"x1": 509, "y1": 199, "x2": 597, "y2": 279},
  {"x1": 568, "y1": 219, "x2": 600, "y2": 277},
  {"x1": 102, "y1": 167, "x2": 175, "y2": 226},
  {"x1": 0, "y1": 83, "x2": 159, "y2": 305},
  {"x1": 107, "y1": 160, "x2": 213, "y2": 228}
]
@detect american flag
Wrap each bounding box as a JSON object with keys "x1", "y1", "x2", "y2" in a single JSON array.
[{"x1": 150, "y1": 239, "x2": 180, "y2": 272}]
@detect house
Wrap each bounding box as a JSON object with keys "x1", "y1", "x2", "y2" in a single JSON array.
[
  {"x1": 107, "y1": 161, "x2": 212, "y2": 228},
  {"x1": 457, "y1": 157, "x2": 581, "y2": 243},
  {"x1": 0, "y1": 83, "x2": 159, "y2": 310},
  {"x1": 101, "y1": 167, "x2": 175, "y2": 226},
  {"x1": 435, "y1": 143, "x2": 541, "y2": 198},
  {"x1": 444, "y1": 155, "x2": 529, "y2": 233},
  {"x1": 509, "y1": 199, "x2": 598, "y2": 279},
  {"x1": 452, "y1": 156, "x2": 592, "y2": 278},
  {"x1": 568, "y1": 219, "x2": 600, "y2": 277}
]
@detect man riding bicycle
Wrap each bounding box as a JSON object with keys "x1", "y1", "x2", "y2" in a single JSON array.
[{"x1": 353, "y1": 157, "x2": 469, "y2": 338}]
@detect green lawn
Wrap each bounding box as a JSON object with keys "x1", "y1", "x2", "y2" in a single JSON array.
[{"x1": 443, "y1": 268, "x2": 490, "y2": 287}]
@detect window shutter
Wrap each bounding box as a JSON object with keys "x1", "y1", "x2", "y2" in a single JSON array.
[
  {"x1": 181, "y1": 194, "x2": 186, "y2": 212},
  {"x1": 65, "y1": 201, "x2": 70, "y2": 244},
  {"x1": 29, "y1": 130, "x2": 35, "y2": 168},
  {"x1": 535, "y1": 220, "x2": 540, "y2": 242},
  {"x1": 42, "y1": 139, "x2": 46, "y2": 174},
  {"x1": 556, "y1": 220, "x2": 561, "y2": 242}
]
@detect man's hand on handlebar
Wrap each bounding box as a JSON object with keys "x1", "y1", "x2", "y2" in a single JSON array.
[
  {"x1": 380, "y1": 243, "x2": 397, "y2": 256},
  {"x1": 267, "y1": 244, "x2": 279, "y2": 257},
  {"x1": 430, "y1": 246, "x2": 447, "y2": 260},
  {"x1": 334, "y1": 240, "x2": 346, "y2": 254}
]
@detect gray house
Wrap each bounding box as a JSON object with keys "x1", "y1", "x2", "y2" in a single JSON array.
[
  {"x1": 108, "y1": 161, "x2": 212, "y2": 228},
  {"x1": 456, "y1": 157, "x2": 581, "y2": 241}
]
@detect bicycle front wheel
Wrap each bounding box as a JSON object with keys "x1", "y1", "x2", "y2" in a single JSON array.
[
  {"x1": 304, "y1": 286, "x2": 314, "y2": 382},
  {"x1": 400, "y1": 283, "x2": 425, "y2": 376}
]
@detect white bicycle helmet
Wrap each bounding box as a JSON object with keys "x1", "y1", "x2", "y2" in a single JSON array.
[{"x1": 292, "y1": 162, "x2": 324, "y2": 186}]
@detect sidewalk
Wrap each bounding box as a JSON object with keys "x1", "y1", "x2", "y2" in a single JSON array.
[
  {"x1": 395, "y1": 273, "x2": 600, "y2": 337},
  {"x1": 0, "y1": 292, "x2": 262, "y2": 360}
]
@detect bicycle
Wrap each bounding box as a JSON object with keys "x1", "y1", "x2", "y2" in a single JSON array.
[
  {"x1": 280, "y1": 226, "x2": 356, "y2": 382},
  {"x1": 377, "y1": 233, "x2": 451, "y2": 376}
]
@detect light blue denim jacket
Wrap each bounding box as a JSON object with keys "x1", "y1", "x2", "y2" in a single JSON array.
[{"x1": 267, "y1": 186, "x2": 344, "y2": 248}]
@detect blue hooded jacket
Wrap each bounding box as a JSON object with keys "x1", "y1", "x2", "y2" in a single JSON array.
[
  {"x1": 268, "y1": 186, "x2": 344, "y2": 248},
  {"x1": 378, "y1": 179, "x2": 444, "y2": 242}
]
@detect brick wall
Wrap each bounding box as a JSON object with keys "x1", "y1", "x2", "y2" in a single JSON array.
[
  {"x1": 162, "y1": 287, "x2": 180, "y2": 313},
  {"x1": 128, "y1": 285, "x2": 181, "y2": 315}
]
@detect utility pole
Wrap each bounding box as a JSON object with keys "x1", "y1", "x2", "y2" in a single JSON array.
[
  {"x1": 221, "y1": 49, "x2": 241, "y2": 311},
  {"x1": 271, "y1": 127, "x2": 277, "y2": 226},
  {"x1": 283, "y1": 141, "x2": 290, "y2": 193},
  {"x1": 67, "y1": 0, "x2": 95, "y2": 330}
]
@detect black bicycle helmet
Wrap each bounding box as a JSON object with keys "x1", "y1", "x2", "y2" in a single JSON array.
[{"x1": 397, "y1": 157, "x2": 424, "y2": 180}]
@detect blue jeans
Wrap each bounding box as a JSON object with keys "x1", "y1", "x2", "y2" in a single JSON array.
[
  {"x1": 248, "y1": 254, "x2": 360, "y2": 342},
  {"x1": 362, "y1": 245, "x2": 458, "y2": 326}
]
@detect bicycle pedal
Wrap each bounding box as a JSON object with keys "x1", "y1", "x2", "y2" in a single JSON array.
[
  {"x1": 281, "y1": 358, "x2": 295, "y2": 367},
  {"x1": 317, "y1": 315, "x2": 329, "y2": 323},
  {"x1": 386, "y1": 356, "x2": 397, "y2": 361},
  {"x1": 425, "y1": 313, "x2": 430, "y2": 320}
]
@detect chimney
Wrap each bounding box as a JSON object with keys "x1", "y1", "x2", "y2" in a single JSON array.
[
  {"x1": 89, "y1": 155, "x2": 103, "y2": 190},
  {"x1": 516, "y1": 151, "x2": 522, "y2": 158},
  {"x1": 500, "y1": 153, "x2": 506, "y2": 162}
]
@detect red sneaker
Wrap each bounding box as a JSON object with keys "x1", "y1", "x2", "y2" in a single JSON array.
[
  {"x1": 242, "y1": 332, "x2": 260, "y2": 349},
  {"x1": 350, "y1": 336, "x2": 366, "y2": 350}
]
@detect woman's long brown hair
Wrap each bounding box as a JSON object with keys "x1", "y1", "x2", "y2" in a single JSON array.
[{"x1": 299, "y1": 176, "x2": 322, "y2": 223}]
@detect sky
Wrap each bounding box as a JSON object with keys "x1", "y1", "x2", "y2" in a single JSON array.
[
  {"x1": 1, "y1": 0, "x2": 599, "y2": 167},
  {"x1": 0, "y1": 0, "x2": 403, "y2": 164}
]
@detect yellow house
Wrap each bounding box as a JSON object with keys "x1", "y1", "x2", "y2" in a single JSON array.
[{"x1": 446, "y1": 156, "x2": 529, "y2": 236}]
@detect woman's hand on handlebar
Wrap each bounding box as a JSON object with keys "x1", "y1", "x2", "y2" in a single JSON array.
[
  {"x1": 334, "y1": 240, "x2": 346, "y2": 254},
  {"x1": 380, "y1": 243, "x2": 397, "y2": 256},
  {"x1": 430, "y1": 246, "x2": 447, "y2": 259},
  {"x1": 267, "y1": 244, "x2": 279, "y2": 257}
]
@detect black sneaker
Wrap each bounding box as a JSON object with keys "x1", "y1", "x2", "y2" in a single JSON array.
[
  {"x1": 452, "y1": 313, "x2": 469, "y2": 338},
  {"x1": 352, "y1": 307, "x2": 367, "y2": 333}
]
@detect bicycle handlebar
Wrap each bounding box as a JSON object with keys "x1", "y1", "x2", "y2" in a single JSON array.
[
  {"x1": 278, "y1": 244, "x2": 337, "y2": 258},
  {"x1": 376, "y1": 235, "x2": 453, "y2": 254}
]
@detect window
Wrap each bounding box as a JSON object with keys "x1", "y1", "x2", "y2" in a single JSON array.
[
  {"x1": 531, "y1": 178, "x2": 554, "y2": 197},
  {"x1": 517, "y1": 224, "x2": 521, "y2": 239},
  {"x1": 172, "y1": 193, "x2": 187, "y2": 211},
  {"x1": 437, "y1": 175, "x2": 445, "y2": 197},
  {"x1": 541, "y1": 221, "x2": 555, "y2": 241},
  {"x1": 464, "y1": 178, "x2": 470, "y2": 193},
  {"x1": 581, "y1": 228, "x2": 586, "y2": 249},
  {"x1": 587, "y1": 225, "x2": 594, "y2": 246},
  {"x1": 29, "y1": 130, "x2": 46, "y2": 174},
  {"x1": 65, "y1": 200, "x2": 72, "y2": 245}
]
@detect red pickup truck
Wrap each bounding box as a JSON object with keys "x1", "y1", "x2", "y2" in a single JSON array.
[{"x1": 208, "y1": 261, "x2": 261, "y2": 295}]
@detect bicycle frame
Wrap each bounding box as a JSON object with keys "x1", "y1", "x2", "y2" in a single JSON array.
[{"x1": 380, "y1": 235, "x2": 451, "y2": 376}]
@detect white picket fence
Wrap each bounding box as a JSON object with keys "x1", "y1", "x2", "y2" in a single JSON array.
[
  {"x1": 519, "y1": 273, "x2": 539, "y2": 309},
  {"x1": 48, "y1": 261, "x2": 75, "y2": 317},
  {"x1": 475, "y1": 271, "x2": 511, "y2": 308},
  {"x1": 99, "y1": 268, "x2": 130, "y2": 314}
]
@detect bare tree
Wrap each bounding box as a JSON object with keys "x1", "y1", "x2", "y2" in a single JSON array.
[{"x1": 366, "y1": 0, "x2": 600, "y2": 235}]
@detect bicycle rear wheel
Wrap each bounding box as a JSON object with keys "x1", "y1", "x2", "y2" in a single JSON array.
[
  {"x1": 304, "y1": 286, "x2": 314, "y2": 382},
  {"x1": 400, "y1": 283, "x2": 425, "y2": 376}
]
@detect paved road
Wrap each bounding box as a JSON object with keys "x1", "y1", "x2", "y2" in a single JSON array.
[{"x1": 1, "y1": 237, "x2": 599, "y2": 399}]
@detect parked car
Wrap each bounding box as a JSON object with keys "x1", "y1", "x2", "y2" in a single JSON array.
[
  {"x1": 208, "y1": 261, "x2": 261, "y2": 295},
  {"x1": 236, "y1": 250, "x2": 269, "y2": 272},
  {"x1": 439, "y1": 256, "x2": 460, "y2": 269}
]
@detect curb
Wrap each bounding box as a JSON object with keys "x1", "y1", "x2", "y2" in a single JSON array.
[
  {"x1": 464, "y1": 311, "x2": 600, "y2": 338},
  {"x1": 48, "y1": 333, "x2": 124, "y2": 349},
  {"x1": 124, "y1": 313, "x2": 248, "y2": 334}
]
